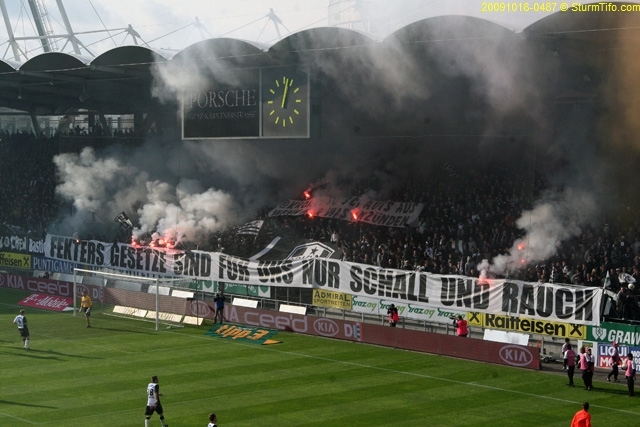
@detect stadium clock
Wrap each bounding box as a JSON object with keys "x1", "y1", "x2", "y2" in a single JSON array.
[{"x1": 261, "y1": 66, "x2": 309, "y2": 138}]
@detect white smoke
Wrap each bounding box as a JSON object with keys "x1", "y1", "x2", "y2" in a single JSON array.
[
  {"x1": 480, "y1": 187, "x2": 598, "y2": 277},
  {"x1": 52, "y1": 146, "x2": 243, "y2": 244}
]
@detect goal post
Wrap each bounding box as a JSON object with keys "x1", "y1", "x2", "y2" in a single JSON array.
[{"x1": 72, "y1": 268, "x2": 198, "y2": 330}]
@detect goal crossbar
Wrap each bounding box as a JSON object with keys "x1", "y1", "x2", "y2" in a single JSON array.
[{"x1": 72, "y1": 268, "x2": 195, "y2": 331}]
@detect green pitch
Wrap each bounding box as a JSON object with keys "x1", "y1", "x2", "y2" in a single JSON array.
[{"x1": 0, "y1": 288, "x2": 636, "y2": 427}]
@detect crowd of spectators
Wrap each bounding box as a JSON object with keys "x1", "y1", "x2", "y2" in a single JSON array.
[
  {"x1": 1, "y1": 129, "x2": 638, "y2": 321},
  {"x1": 0, "y1": 130, "x2": 59, "y2": 235}
]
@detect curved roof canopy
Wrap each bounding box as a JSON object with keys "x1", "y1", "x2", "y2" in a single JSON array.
[
  {"x1": 0, "y1": 6, "x2": 636, "y2": 117},
  {"x1": 523, "y1": 1, "x2": 640, "y2": 52}
]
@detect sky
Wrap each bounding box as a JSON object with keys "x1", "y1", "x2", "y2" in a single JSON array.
[{"x1": 0, "y1": 0, "x2": 558, "y2": 60}]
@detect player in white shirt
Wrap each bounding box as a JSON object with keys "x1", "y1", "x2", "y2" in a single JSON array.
[
  {"x1": 145, "y1": 375, "x2": 167, "y2": 427},
  {"x1": 207, "y1": 412, "x2": 218, "y2": 427},
  {"x1": 12, "y1": 309, "x2": 30, "y2": 350}
]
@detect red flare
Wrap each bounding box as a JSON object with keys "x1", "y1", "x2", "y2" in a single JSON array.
[{"x1": 303, "y1": 190, "x2": 311, "y2": 199}]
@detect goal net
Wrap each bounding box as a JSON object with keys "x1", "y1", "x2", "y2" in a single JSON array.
[{"x1": 72, "y1": 268, "x2": 200, "y2": 330}]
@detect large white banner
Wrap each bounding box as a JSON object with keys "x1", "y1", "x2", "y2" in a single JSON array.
[
  {"x1": 268, "y1": 196, "x2": 424, "y2": 227},
  {"x1": 43, "y1": 234, "x2": 602, "y2": 325}
]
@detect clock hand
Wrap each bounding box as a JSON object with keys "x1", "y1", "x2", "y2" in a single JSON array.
[{"x1": 281, "y1": 77, "x2": 292, "y2": 109}]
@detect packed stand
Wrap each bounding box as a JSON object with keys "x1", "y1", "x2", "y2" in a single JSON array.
[{"x1": 1, "y1": 130, "x2": 638, "y2": 321}]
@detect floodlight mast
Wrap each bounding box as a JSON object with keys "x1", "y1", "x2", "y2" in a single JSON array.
[
  {"x1": 0, "y1": 0, "x2": 24, "y2": 61},
  {"x1": 27, "y1": 0, "x2": 57, "y2": 52},
  {"x1": 0, "y1": 0, "x2": 94, "y2": 60},
  {"x1": 55, "y1": 0, "x2": 82, "y2": 55}
]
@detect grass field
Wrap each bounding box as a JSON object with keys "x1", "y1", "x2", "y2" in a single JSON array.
[{"x1": 0, "y1": 288, "x2": 637, "y2": 427}]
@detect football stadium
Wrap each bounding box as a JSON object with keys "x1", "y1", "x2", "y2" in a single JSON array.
[{"x1": 1, "y1": 1, "x2": 640, "y2": 426}]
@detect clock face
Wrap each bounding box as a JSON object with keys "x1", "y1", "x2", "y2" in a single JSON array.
[{"x1": 262, "y1": 67, "x2": 309, "y2": 137}]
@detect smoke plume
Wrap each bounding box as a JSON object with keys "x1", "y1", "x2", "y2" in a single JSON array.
[{"x1": 49, "y1": 10, "x2": 638, "y2": 271}]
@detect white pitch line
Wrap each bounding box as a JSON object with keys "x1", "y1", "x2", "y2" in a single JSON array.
[
  {"x1": 0, "y1": 411, "x2": 38, "y2": 425},
  {"x1": 2, "y1": 304, "x2": 637, "y2": 422},
  {"x1": 208, "y1": 334, "x2": 640, "y2": 416}
]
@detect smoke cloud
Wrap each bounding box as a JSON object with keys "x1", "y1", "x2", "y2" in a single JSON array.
[
  {"x1": 481, "y1": 188, "x2": 598, "y2": 276},
  {"x1": 49, "y1": 11, "x2": 638, "y2": 273}
]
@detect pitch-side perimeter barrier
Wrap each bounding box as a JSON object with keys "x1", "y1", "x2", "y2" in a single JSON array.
[{"x1": 222, "y1": 304, "x2": 540, "y2": 370}]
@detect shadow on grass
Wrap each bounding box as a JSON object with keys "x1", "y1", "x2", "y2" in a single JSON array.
[
  {"x1": 583, "y1": 386, "x2": 631, "y2": 396},
  {"x1": 1, "y1": 348, "x2": 103, "y2": 360},
  {"x1": 0, "y1": 399, "x2": 57, "y2": 408},
  {"x1": 91, "y1": 325, "x2": 157, "y2": 335}
]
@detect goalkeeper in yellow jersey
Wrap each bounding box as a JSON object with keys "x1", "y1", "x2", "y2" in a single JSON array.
[{"x1": 80, "y1": 290, "x2": 92, "y2": 328}]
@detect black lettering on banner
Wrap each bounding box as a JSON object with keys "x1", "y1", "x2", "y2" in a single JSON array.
[
  {"x1": 174, "y1": 254, "x2": 184, "y2": 275},
  {"x1": 349, "y1": 265, "x2": 363, "y2": 292},
  {"x1": 301, "y1": 259, "x2": 339, "y2": 288},
  {"x1": 406, "y1": 272, "x2": 417, "y2": 301},
  {"x1": 440, "y1": 277, "x2": 456, "y2": 307},
  {"x1": 519, "y1": 284, "x2": 535, "y2": 316},
  {"x1": 501, "y1": 282, "x2": 519, "y2": 313},
  {"x1": 110, "y1": 244, "x2": 119, "y2": 266},
  {"x1": 157, "y1": 251, "x2": 169, "y2": 274},
  {"x1": 574, "y1": 289, "x2": 593, "y2": 321},
  {"x1": 536, "y1": 285, "x2": 553, "y2": 318},
  {"x1": 350, "y1": 267, "x2": 429, "y2": 303},
  {"x1": 218, "y1": 254, "x2": 249, "y2": 282},
  {"x1": 458, "y1": 278, "x2": 474, "y2": 308},
  {"x1": 555, "y1": 288, "x2": 572, "y2": 319},
  {"x1": 198, "y1": 253, "x2": 212, "y2": 278},
  {"x1": 474, "y1": 282, "x2": 489, "y2": 309},
  {"x1": 301, "y1": 259, "x2": 313, "y2": 284},
  {"x1": 441, "y1": 277, "x2": 487, "y2": 309},
  {"x1": 392, "y1": 273, "x2": 407, "y2": 299},
  {"x1": 378, "y1": 269, "x2": 393, "y2": 297},
  {"x1": 257, "y1": 260, "x2": 293, "y2": 284},
  {"x1": 150, "y1": 250, "x2": 161, "y2": 272},
  {"x1": 469, "y1": 312, "x2": 480, "y2": 323},
  {"x1": 126, "y1": 246, "x2": 136, "y2": 269},
  {"x1": 95, "y1": 243, "x2": 105, "y2": 265},
  {"x1": 363, "y1": 267, "x2": 377, "y2": 295}
]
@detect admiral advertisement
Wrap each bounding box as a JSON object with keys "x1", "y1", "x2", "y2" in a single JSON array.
[{"x1": 43, "y1": 234, "x2": 603, "y2": 326}]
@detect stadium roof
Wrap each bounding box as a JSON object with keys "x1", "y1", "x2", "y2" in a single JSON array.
[{"x1": 0, "y1": 5, "x2": 637, "y2": 117}]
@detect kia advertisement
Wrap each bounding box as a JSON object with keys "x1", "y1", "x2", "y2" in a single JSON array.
[{"x1": 213, "y1": 305, "x2": 539, "y2": 370}]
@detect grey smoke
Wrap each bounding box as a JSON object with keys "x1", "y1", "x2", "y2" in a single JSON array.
[
  {"x1": 481, "y1": 188, "x2": 598, "y2": 276},
  {"x1": 50, "y1": 11, "x2": 630, "y2": 273}
]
